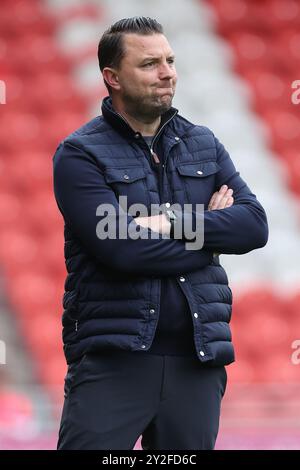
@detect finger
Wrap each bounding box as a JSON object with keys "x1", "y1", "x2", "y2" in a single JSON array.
[
  {"x1": 208, "y1": 192, "x2": 218, "y2": 211},
  {"x1": 218, "y1": 189, "x2": 233, "y2": 209},
  {"x1": 210, "y1": 185, "x2": 228, "y2": 210},
  {"x1": 218, "y1": 199, "x2": 227, "y2": 210},
  {"x1": 213, "y1": 187, "x2": 232, "y2": 210},
  {"x1": 225, "y1": 196, "x2": 234, "y2": 208}
]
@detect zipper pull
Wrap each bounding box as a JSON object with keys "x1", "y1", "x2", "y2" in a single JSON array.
[
  {"x1": 75, "y1": 320, "x2": 78, "y2": 332},
  {"x1": 150, "y1": 148, "x2": 160, "y2": 164}
]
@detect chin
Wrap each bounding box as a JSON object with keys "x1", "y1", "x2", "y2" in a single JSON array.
[{"x1": 157, "y1": 98, "x2": 173, "y2": 112}]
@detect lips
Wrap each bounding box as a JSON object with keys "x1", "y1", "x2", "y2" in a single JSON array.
[{"x1": 157, "y1": 87, "x2": 174, "y2": 95}]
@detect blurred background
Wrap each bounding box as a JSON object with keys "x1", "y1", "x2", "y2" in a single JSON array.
[{"x1": 0, "y1": 0, "x2": 300, "y2": 450}]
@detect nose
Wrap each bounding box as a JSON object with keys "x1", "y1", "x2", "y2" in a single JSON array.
[{"x1": 158, "y1": 61, "x2": 176, "y2": 81}]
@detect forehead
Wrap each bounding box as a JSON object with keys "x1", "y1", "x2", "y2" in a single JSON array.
[{"x1": 122, "y1": 33, "x2": 174, "y2": 62}]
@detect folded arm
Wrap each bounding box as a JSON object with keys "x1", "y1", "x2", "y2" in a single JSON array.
[
  {"x1": 53, "y1": 141, "x2": 213, "y2": 276},
  {"x1": 170, "y1": 136, "x2": 268, "y2": 254}
]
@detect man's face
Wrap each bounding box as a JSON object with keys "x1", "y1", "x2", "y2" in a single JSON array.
[{"x1": 114, "y1": 33, "x2": 177, "y2": 120}]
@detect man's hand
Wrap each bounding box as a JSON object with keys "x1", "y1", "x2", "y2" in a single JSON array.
[
  {"x1": 208, "y1": 185, "x2": 234, "y2": 211},
  {"x1": 208, "y1": 185, "x2": 234, "y2": 257},
  {"x1": 134, "y1": 185, "x2": 234, "y2": 238},
  {"x1": 134, "y1": 213, "x2": 171, "y2": 235}
]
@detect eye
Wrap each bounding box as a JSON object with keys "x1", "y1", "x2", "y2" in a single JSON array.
[
  {"x1": 142, "y1": 62, "x2": 154, "y2": 68},
  {"x1": 168, "y1": 58, "x2": 175, "y2": 65}
]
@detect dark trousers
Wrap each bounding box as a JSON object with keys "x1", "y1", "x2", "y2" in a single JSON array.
[{"x1": 57, "y1": 350, "x2": 227, "y2": 450}]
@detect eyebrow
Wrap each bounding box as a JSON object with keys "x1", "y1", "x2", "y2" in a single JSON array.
[{"x1": 140, "y1": 54, "x2": 175, "y2": 64}]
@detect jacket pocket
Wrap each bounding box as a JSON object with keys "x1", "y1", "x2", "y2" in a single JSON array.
[
  {"x1": 176, "y1": 160, "x2": 221, "y2": 178},
  {"x1": 104, "y1": 166, "x2": 150, "y2": 208},
  {"x1": 176, "y1": 160, "x2": 221, "y2": 206},
  {"x1": 104, "y1": 166, "x2": 147, "y2": 184}
]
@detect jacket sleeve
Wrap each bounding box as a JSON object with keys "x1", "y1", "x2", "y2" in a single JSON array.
[
  {"x1": 53, "y1": 140, "x2": 213, "y2": 276},
  {"x1": 173, "y1": 135, "x2": 269, "y2": 254}
]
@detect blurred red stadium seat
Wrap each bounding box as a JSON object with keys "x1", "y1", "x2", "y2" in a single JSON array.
[
  {"x1": 0, "y1": 111, "x2": 42, "y2": 150},
  {"x1": 42, "y1": 110, "x2": 87, "y2": 148},
  {"x1": 7, "y1": 150, "x2": 53, "y2": 196},
  {"x1": 6, "y1": 36, "x2": 71, "y2": 77},
  {"x1": 37, "y1": 231, "x2": 66, "y2": 278},
  {"x1": 25, "y1": 189, "x2": 64, "y2": 237},
  {"x1": 256, "y1": 352, "x2": 300, "y2": 382},
  {"x1": 260, "y1": 109, "x2": 300, "y2": 154},
  {"x1": 226, "y1": 359, "x2": 256, "y2": 382},
  {"x1": 0, "y1": 230, "x2": 39, "y2": 274},
  {"x1": 0, "y1": 0, "x2": 55, "y2": 39},
  {"x1": 0, "y1": 388, "x2": 34, "y2": 431},
  {"x1": 208, "y1": 0, "x2": 257, "y2": 34},
  {"x1": 227, "y1": 31, "x2": 278, "y2": 74},
  {"x1": 0, "y1": 191, "x2": 22, "y2": 231},
  {"x1": 56, "y1": 3, "x2": 103, "y2": 22},
  {"x1": 0, "y1": 0, "x2": 93, "y2": 398},
  {"x1": 7, "y1": 271, "x2": 62, "y2": 318},
  {"x1": 267, "y1": 0, "x2": 300, "y2": 30},
  {"x1": 24, "y1": 313, "x2": 63, "y2": 360},
  {"x1": 28, "y1": 72, "x2": 86, "y2": 114},
  {"x1": 38, "y1": 353, "x2": 67, "y2": 387},
  {"x1": 277, "y1": 148, "x2": 300, "y2": 196},
  {"x1": 242, "y1": 68, "x2": 293, "y2": 114},
  {"x1": 273, "y1": 29, "x2": 300, "y2": 71},
  {"x1": 210, "y1": 0, "x2": 300, "y2": 203}
]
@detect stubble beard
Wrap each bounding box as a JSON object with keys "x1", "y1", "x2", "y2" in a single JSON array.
[{"x1": 122, "y1": 90, "x2": 175, "y2": 123}]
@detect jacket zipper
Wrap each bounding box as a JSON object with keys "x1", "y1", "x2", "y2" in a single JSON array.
[
  {"x1": 114, "y1": 107, "x2": 194, "y2": 352},
  {"x1": 150, "y1": 114, "x2": 180, "y2": 204},
  {"x1": 115, "y1": 109, "x2": 178, "y2": 168},
  {"x1": 150, "y1": 113, "x2": 177, "y2": 158}
]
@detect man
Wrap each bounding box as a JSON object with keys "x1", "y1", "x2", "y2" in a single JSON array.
[{"x1": 53, "y1": 17, "x2": 268, "y2": 450}]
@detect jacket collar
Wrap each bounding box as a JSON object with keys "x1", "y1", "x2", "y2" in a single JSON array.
[{"x1": 101, "y1": 96, "x2": 178, "y2": 140}]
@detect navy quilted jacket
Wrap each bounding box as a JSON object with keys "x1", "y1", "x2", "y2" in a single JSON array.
[{"x1": 53, "y1": 97, "x2": 268, "y2": 366}]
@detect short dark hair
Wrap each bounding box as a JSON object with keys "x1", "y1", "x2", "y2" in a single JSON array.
[{"x1": 98, "y1": 17, "x2": 164, "y2": 93}]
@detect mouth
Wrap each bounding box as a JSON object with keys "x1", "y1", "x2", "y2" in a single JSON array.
[{"x1": 156, "y1": 87, "x2": 174, "y2": 96}]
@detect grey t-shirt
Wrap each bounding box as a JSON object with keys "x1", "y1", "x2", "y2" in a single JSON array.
[{"x1": 143, "y1": 135, "x2": 153, "y2": 148}]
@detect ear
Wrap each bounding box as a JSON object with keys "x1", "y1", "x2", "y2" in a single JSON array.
[{"x1": 102, "y1": 67, "x2": 121, "y2": 91}]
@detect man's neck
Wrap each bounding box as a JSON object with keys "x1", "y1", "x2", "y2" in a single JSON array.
[{"x1": 112, "y1": 100, "x2": 161, "y2": 136}]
